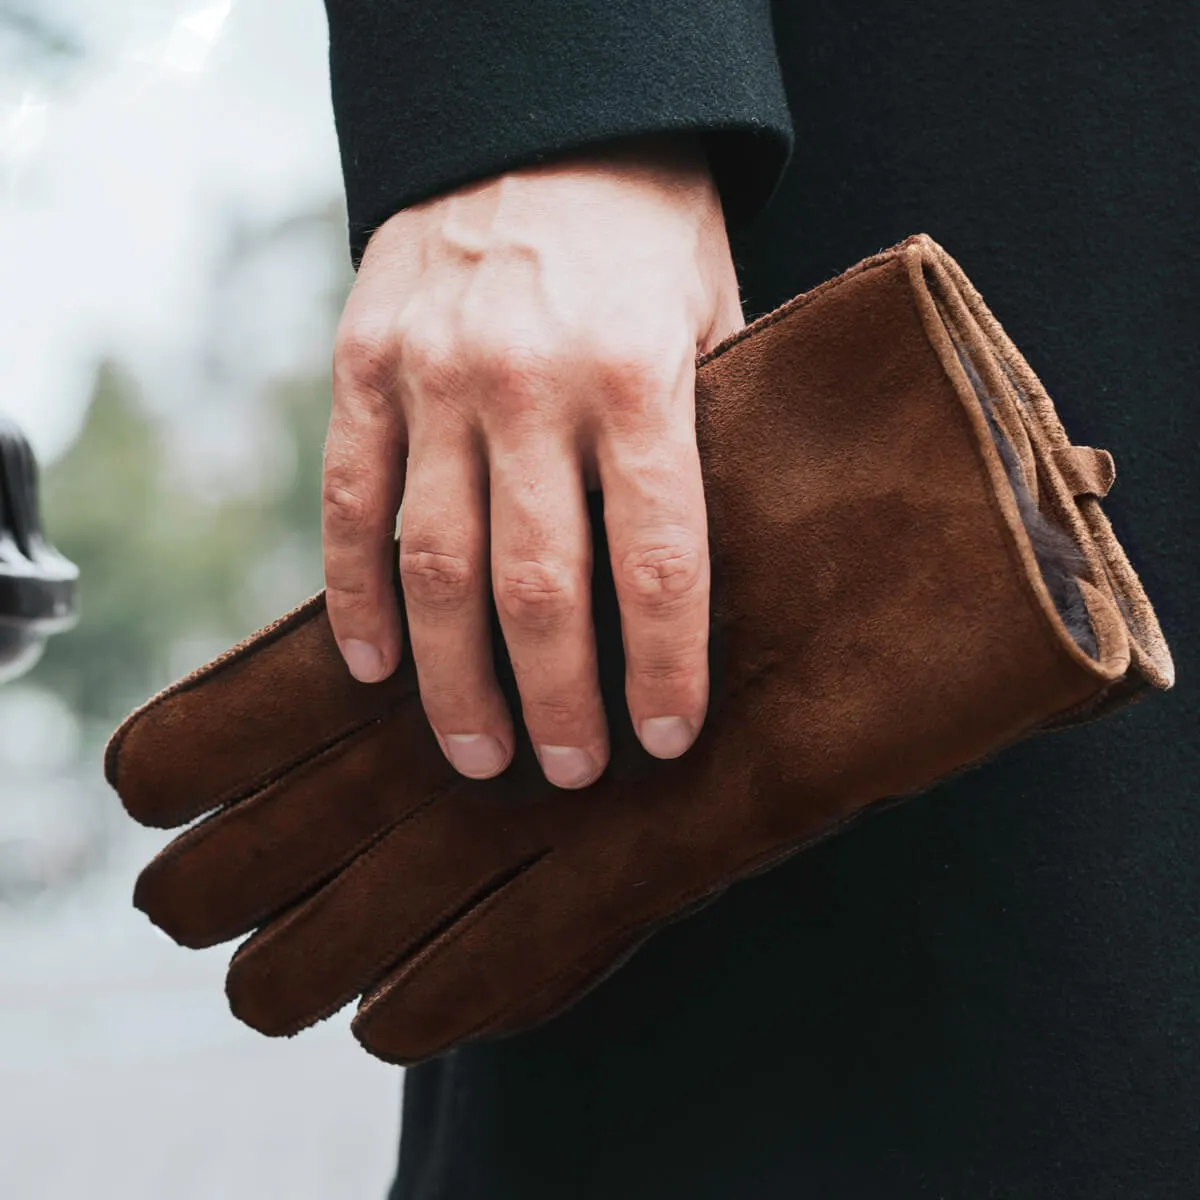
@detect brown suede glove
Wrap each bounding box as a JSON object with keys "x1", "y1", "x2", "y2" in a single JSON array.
[{"x1": 105, "y1": 234, "x2": 1174, "y2": 1066}]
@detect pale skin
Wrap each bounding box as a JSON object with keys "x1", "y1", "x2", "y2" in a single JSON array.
[{"x1": 323, "y1": 131, "x2": 746, "y2": 789}]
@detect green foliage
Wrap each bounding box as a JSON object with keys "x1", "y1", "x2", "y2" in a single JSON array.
[{"x1": 32, "y1": 359, "x2": 332, "y2": 728}]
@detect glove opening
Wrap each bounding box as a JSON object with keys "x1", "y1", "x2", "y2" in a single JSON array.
[{"x1": 939, "y1": 327, "x2": 1099, "y2": 660}]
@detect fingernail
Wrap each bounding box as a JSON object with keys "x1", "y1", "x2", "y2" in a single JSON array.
[
  {"x1": 342, "y1": 638, "x2": 385, "y2": 683},
  {"x1": 443, "y1": 733, "x2": 507, "y2": 778},
  {"x1": 639, "y1": 716, "x2": 695, "y2": 759},
  {"x1": 537, "y1": 745, "x2": 598, "y2": 789}
]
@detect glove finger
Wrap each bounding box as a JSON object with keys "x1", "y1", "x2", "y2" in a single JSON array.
[
  {"x1": 484, "y1": 887, "x2": 732, "y2": 1041},
  {"x1": 346, "y1": 728, "x2": 736, "y2": 1065},
  {"x1": 350, "y1": 847, "x2": 621, "y2": 1065},
  {"x1": 224, "y1": 787, "x2": 549, "y2": 1038},
  {"x1": 106, "y1": 593, "x2": 417, "y2": 829},
  {"x1": 133, "y1": 689, "x2": 457, "y2": 949}
]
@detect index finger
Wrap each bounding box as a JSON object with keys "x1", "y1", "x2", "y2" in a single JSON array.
[{"x1": 323, "y1": 329, "x2": 407, "y2": 682}]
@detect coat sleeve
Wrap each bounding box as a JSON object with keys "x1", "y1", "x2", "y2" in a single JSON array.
[{"x1": 322, "y1": 0, "x2": 795, "y2": 264}]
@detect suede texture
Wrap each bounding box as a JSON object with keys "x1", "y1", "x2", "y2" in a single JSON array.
[{"x1": 104, "y1": 234, "x2": 1173, "y2": 1066}]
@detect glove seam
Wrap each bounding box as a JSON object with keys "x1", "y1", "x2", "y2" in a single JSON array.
[
  {"x1": 105, "y1": 591, "x2": 332, "y2": 792},
  {"x1": 392, "y1": 674, "x2": 1121, "y2": 1060},
  {"x1": 252, "y1": 845, "x2": 552, "y2": 1039}
]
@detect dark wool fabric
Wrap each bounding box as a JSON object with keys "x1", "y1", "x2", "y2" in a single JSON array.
[
  {"x1": 322, "y1": 2, "x2": 1200, "y2": 1197},
  {"x1": 322, "y1": 0, "x2": 794, "y2": 265}
]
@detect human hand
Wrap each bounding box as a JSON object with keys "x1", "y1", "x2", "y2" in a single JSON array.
[{"x1": 323, "y1": 132, "x2": 745, "y2": 789}]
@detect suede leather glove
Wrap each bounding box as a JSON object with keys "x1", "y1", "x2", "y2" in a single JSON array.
[{"x1": 105, "y1": 234, "x2": 1174, "y2": 1065}]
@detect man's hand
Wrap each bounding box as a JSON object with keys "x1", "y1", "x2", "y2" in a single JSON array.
[{"x1": 323, "y1": 132, "x2": 745, "y2": 789}]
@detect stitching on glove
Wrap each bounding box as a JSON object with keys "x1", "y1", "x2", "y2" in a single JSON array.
[
  {"x1": 135, "y1": 701, "x2": 430, "y2": 935},
  {"x1": 908, "y1": 252, "x2": 1101, "y2": 681},
  {"x1": 126, "y1": 688, "x2": 419, "y2": 831},
  {"x1": 265, "y1": 846, "x2": 553, "y2": 1038},
  {"x1": 210, "y1": 780, "x2": 462, "y2": 953},
  {"x1": 403, "y1": 674, "x2": 1122, "y2": 1059},
  {"x1": 105, "y1": 592, "x2": 331, "y2": 791},
  {"x1": 697, "y1": 257, "x2": 894, "y2": 372},
  {"x1": 354, "y1": 248, "x2": 1112, "y2": 1060}
]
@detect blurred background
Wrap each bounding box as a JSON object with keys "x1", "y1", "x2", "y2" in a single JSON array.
[{"x1": 1, "y1": 2, "x2": 402, "y2": 1195}]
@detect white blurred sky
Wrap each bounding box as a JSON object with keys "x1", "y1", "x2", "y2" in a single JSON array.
[
  {"x1": 0, "y1": 0, "x2": 348, "y2": 466},
  {"x1": 0, "y1": 18, "x2": 406, "y2": 1194}
]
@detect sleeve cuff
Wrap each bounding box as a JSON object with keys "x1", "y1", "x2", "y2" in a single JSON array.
[{"x1": 323, "y1": 1, "x2": 795, "y2": 265}]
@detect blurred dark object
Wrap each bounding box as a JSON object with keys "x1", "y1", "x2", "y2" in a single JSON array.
[{"x1": 0, "y1": 416, "x2": 79, "y2": 684}]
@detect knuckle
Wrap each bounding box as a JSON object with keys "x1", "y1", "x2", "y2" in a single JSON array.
[
  {"x1": 603, "y1": 355, "x2": 671, "y2": 400},
  {"x1": 333, "y1": 323, "x2": 396, "y2": 396},
  {"x1": 494, "y1": 336, "x2": 554, "y2": 376},
  {"x1": 487, "y1": 338, "x2": 558, "y2": 388},
  {"x1": 323, "y1": 476, "x2": 382, "y2": 539},
  {"x1": 618, "y1": 541, "x2": 705, "y2": 610},
  {"x1": 401, "y1": 329, "x2": 466, "y2": 395},
  {"x1": 588, "y1": 335, "x2": 681, "y2": 402},
  {"x1": 495, "y1": 560, "x2": 578, "y2": 632},
  {"x1": 325, "y1": 573, "x2": 376, "y2": 622},
  {"x1": 398, "y1": 542, "x2": 477, "y2": 613},
  {"x1": 635, "y1": 650, "x2": 705, "y2": 693},
  {"x1": 525, "y1": 691, "x2": 588, "y2": 738}
]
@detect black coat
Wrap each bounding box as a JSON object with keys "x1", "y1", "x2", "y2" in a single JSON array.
[{"x1": 322, "y1": 3, "x2": 1200, "y2": 1196}]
